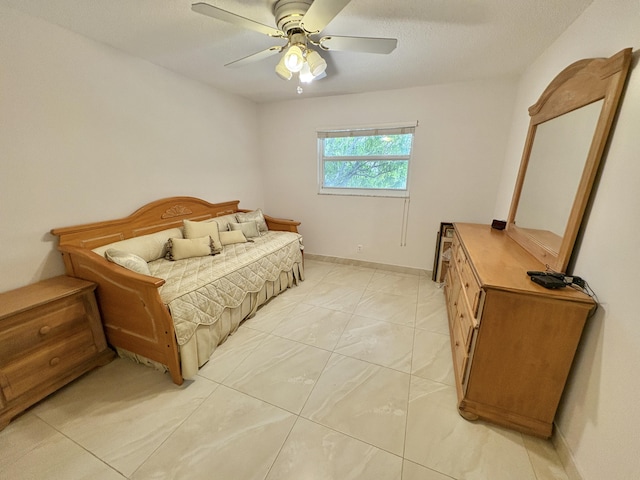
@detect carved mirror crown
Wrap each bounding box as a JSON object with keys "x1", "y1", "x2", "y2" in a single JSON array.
[{"x1": 506, "y1": 48, "x2": 632, "y2": 273}]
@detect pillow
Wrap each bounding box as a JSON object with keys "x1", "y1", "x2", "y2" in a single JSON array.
[
  {"x1": 212, "y1": 213, "x2": 239, "y2": 232},
  {"x1": 236, "y1": 209, "x2": 268, "y2": 233},
  {"x1": 105, "y1": 249, "x2": 151, "y2": 276},
  {"x1": 229, "y1": 221, "x2": 260, "y2": 239},
  {"x1": 92, "y1": 227, "x2": 183, "y2": 262},
  {"x1": 183, "y1": 219, "x2": 222, "y2": 253},
  {"x1": 165, "y1": 236, "x2": 215, "y2": 261},
  {"x1": 219, "y1": 230, "x2": 248, "y2": 245}
]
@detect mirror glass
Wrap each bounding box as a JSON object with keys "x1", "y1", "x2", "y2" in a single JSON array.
[
  {"x1": 506, "y1": 48, "x2": 631, "y2": 272},
  {"x1": 515, "y1": 100, "x2": 604, "y2": 254}
]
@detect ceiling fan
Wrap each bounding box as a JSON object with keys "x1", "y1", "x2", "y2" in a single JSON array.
[{"x1": 191, "y1": 0, "x2": 398, "y2": 89}]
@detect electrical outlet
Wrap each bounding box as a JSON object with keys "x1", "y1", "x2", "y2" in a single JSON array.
[{"x1": 357, "y1": 244, "x2": 363, "y2": 253}]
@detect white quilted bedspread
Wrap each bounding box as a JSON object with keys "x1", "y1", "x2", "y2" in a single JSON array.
[{"x1": 147, "y1": 231, "x2": 304, "y2": 345}]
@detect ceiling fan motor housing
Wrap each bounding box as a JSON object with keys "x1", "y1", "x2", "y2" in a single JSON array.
[{"x1": 274, "y1": 0, "x2": 313, "y2": 34}]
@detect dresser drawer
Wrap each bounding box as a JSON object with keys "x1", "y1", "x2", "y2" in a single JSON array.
[
  {"x1": 459, "y1": 261, "x2": 481, "y2": 319},
  {"x1": 0, "y1": 328, "x2": 97, "y2": 402},
  {"x1": 455, "y1": 288, "x2": 474, "y2": 350},
  {"x1": 451, "y1": 310, "x2": 469, "y2": 381},
  {"x1": 0, "y1": 296, "x2": 88, "y2": 364}
]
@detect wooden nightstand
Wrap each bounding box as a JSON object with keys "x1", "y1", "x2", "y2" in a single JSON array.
[{"x1": 0, "y1": 276, "x2": 114, "y2": 429}]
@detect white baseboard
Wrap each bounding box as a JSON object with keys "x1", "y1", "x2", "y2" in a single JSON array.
[
  {"x1": 552, "y1": 425, "x2": 583, "y2": 480},
  {"x1": 304, "y1": 253, "x2": 430, "y2": 277}
]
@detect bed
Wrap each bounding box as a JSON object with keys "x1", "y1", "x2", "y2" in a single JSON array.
[{"x1": 51, "y1": 197, "x2": 304, "y2": 385}]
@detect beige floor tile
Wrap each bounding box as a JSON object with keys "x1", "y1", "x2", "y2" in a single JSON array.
[
  {"x1": 242, "y1": 294, "x2": 298, "y2": 333},
  {"x1": 301, "y1": 353, "x2": 410, "y2": 456},
  {"x1": 31, "y1": 359, "x2": 217, "y2": 477},
  {"x1": 354, "y1": 290, "x2": 417, "y2": 326},
  {"x1": 197, "y1": 326, "x2": 268, "y2": 383},
  {"x1": 415, "y1": 294, "x2": 450, "y2": 335},
  {"x1": 272, "y1": 303, "x2": 352, "y2": 350},
  {"x1": 419, "y1": 277, "x2": 444, "y2": 295},
  {"x1": 367, "y1": 271, "x2": 420, "y2": 296},
  {"x1": 279, "y1": 275, "x2": 320, "y2": 302},
  {"x1": 322, "y1": 264, "x2": 376, "y2": 288},
  {"x1": 402, "y1": 460, "x2": 454, "y2": 480},
  {"x1": 0, "y1": 414, "x2": 125, "y2": 479},
  {"x1": 304, "y1": 281, "x2": 366, "y2": 314},
  {"x1": 132, "y1": 385, "x2": 296, "y2": 480},
  {"x1": 335, "y1": 315, "x2": 414, "y2": 373},
  {"x1": 303, "y1": 259, "x2": 335, "y2": 282},
  {"x1": 405, "y1": 376, "x2": 536, "y2": 480},
  {"x1": 224, "y1": 334, "x2": 331, "y2": 413},
  {"x1": 267, "y1": 417, "x2": 403, "y2": 480},
  {"x1": 522, "y1": 435, "x2": 570, "y2": 480},
  {"x1": 411, "y1": 330, "x2": 455, "y2": 385}
]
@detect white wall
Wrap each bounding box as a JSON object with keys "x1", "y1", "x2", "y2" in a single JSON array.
[
  {"x1": 493, "y1": 0, "x2": 640, "y2": 478},
  {"x1": 0, "y1": 7, "x2": 263, "y2": 292},
  {"x1": 258, "y1": 79, "x2": 517, "y2": 270}
]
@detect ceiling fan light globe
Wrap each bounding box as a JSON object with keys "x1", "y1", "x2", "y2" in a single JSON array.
[
  {"x1": 306, "y1": 50, "x2": 327, "y2": 77},
  {"x1": 283, "y1": 45, "x2": 305, "y2": 72},
  {"x1": 299, "y1": 62, "x2": 314, "y2": 83},
  {"x1": 275, "y1": 58, "x2": 293, "y2": 80}
]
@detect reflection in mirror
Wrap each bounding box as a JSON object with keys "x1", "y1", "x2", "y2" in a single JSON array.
[{"x1": 515, "y1": 100, "x2": 604, "y2": 254}]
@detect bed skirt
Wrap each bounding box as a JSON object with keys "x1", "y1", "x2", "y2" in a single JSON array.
[{"x1": 116, "y1": 265, "x2": 303, "y2": 379}]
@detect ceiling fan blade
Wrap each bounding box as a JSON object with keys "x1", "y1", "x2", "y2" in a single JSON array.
[
  {"x1": 320, "y1": 35, "x2": 398, "y2": 54},
  {"x1": 300, "y1": 0, "x2": 352, "y2": 34},
  {"x1": 192, "y1": 2, "x2": 284, "y2": 38},
  {"x1": 224, "y1": 46, "x2": 284, "y2": 68}
]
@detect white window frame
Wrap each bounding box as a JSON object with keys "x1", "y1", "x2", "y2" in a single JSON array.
[{"x1": 317, "y1": 122, "x2": 417, "y2": 198}]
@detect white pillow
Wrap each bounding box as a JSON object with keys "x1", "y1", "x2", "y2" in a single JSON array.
[
  {"x1": 105, "y1": 249, "x2": 151, "y2": 275},
  {"x1": 229, "y1": 221, "x2": 260, "y2": 239},
  {"x1": 93, "y1": 227, "x2": 183, "y2": 262},
  {"x1": 165, "y1": 236, "x2": 215, "y2": 261},
  {"x1": 219, "y1": 230, "x2": 247, "y2": 245},
  {"x1": 183, "y1": 219, "x2": 222, "y2": 253},
  {"x1": 212, "y1": 213, "x2": 239, "y2": 232},
  {"x1": 236, "y1": 209, "x2": 268, "y2": 233}
]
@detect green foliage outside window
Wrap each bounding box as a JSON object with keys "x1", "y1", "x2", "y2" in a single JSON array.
[{"x1": 322, "y1": 134, "x2": 412, "y2": 190}]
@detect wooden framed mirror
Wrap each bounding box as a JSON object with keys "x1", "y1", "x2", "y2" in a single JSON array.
[{"x1": 506, "y1": 48, "x2": 632, "y2": 273}]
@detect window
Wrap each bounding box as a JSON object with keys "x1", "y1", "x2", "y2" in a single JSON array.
[{"x1": 318, "y1": 124, "x2": 416, "y2": 197}]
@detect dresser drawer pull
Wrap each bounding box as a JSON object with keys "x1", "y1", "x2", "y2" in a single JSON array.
[
  {"x1": 39, "y1": 325, "x2": 51, "y2": 336},
  {"x1": 49, "y1": 357, "x2": 60, "y2": 367}
]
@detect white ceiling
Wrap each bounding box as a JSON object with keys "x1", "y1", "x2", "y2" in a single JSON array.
[{"x1": 1, "y1": 0, "x2": 594, "y2": 103}]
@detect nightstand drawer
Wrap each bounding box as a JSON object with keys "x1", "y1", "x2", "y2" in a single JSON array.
[
  {"x1": 0, "y1": 297, "x2": 88, "y2": 364},
  {"x1": 0, "y1": 328, "x2": 97, "y2": 402}
]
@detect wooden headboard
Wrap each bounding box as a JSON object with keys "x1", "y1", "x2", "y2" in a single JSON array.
[
  {"x1": 51, "y1": 196, "x2": 300, "y2": 251},
  {"x1": 51, "y1": 197, "x2": 242, "y2": 250}
]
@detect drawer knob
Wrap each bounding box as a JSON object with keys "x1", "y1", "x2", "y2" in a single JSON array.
[
  {"x1": 49, "y1": 357, "x2": 60, "y2": 367},
  {"x1": 39, "y1": 325, "x2": 51, "y2": 335}
]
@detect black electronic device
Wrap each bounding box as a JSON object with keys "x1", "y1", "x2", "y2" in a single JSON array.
[
  {"x1": 491, "y1": 219, "x2": 506, "y2": 230},
  {"x1": 530, "y1": 274, "x2": 567, "y2": 289}
]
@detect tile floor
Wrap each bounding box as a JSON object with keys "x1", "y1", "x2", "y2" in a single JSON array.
[{"x1": 0, "y1": 260, "x2": 570, "y2": 480}]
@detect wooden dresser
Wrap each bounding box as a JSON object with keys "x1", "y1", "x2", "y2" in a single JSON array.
[
  {"x1": 0, "y1": 276, "x2": 114, "y2": 429},
  {"x1": 444, "y1": 223, "x2": 594, "y2": 438}
]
